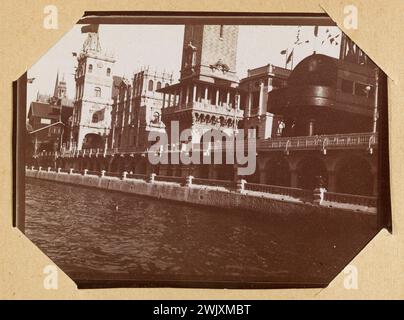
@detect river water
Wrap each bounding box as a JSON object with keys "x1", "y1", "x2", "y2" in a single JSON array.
[{"x1": 25, "y1": 178, "x2": 377, "y2": 288}]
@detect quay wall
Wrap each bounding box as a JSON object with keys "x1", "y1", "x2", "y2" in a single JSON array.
[{"x1": 25, "y1": 169, "x2": 373, "y2": 217}]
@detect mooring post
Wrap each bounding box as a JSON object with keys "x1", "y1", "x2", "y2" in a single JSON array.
[
  {"x1": 69, "y1": 168, "x2": 74, "y2": 175},
  {"x1": 122, "y1": 171, "x2": 128, "y2": 180},
  {"x1": 313, "y1": 187, "x2": 326, "y2": 205},
  {"x1": 57, "y1": 167, "x2": 61, "y2": 173},
  {"x1": 236, "y1": 179, "x2": 247, "y2": 193},
  {"x1": 185, "y1": 175, "x2": 193, "y2": 187},
  {"x1": 38, "y1": 166, "x2": 42, "y2": 171},
  {"x1": 83, "y1": 169, "x2": 88, "y2": 176},
  {"x1": 31, "y1": 166, "x2": 34, "y2": 170},
  {"x1": 47, "y1": 167, "x2": 51, "y2": 172},
  {"x1": 148, "y1": 173, "x2": 156, "y2": 183},
  {"x1": 101, "y1": 170, "x2": 106, "y2": 178}
]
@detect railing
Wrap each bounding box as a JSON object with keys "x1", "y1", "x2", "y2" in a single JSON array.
[
  {"x1": 86, "y1": 170, "x2": 100, "y2": 176},
  {"x1": 245, "y1": 182, "x2": 313, "y2": 202},
  {"x1": 126, "y1": 173, "x2": 148, "y2": 180},
  {"x1": 257, "y1": 132, "x2": 377, "y2": 152},
  {"x1": 105, "y1": 171, "x2": 121, "y2": 178},
  {"x1": 56, "y1": 132, "x2": 377, "y2": 159},
  {"x1": 154, "y1": 175, "x2": 184, "y2": 184},
  {"x1": 192, "y1": 177, "x2": 235, "y2": 189},
  {"x1": 324, "y1": 192, "x2": 377, "y2": 208},
  {"x1": 162, "y1": 100, "x2": 244, "y2": 118}
]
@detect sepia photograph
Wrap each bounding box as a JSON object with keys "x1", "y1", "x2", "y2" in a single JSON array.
[{"x1": 16, "y1": 13, "x2": 390, "y2": 289}]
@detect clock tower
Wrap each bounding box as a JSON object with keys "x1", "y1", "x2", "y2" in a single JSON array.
[{"x1": 70, "y1": 25, "x2": 116, "y2": 151}]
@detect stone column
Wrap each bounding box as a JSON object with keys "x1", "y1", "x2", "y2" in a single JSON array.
[
  {"x1": 215, "y1": 89, "x2": 220, "y2": 106},
  {"x1": 258, "y1": 81, "x2": 265, "y2": 115},
  {"x1": 162, "y1": 93, "x2": 166, "y2": 108},
  {"x1": 204, "y1": 87, "x2": 208, "y2": 103},
  {"x1": 185, "y1": 85, "x2": 190, "y2": 105},
  {"x1": 247, "y1": 92, "x2": 252, "y2": 117},
  {"x1": 193, "y1": 84, "x2": 197, "y2": 103},
  {"x1": 179, "y1": 88, "x2": 183, "y2": 108},
  {"x1": 167, "y1": 93, "x2": 172, "y2": 108},
  {"x1": 226, "y1": 91, "x2": 230, "y2": 107}
]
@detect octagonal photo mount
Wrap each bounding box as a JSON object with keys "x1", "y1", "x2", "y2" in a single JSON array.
[{"x1": 13, "y1": 12, "x2": 391, "y2": 289}]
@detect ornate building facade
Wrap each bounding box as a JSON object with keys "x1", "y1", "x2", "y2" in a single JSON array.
[{"x1": 37, "y1": 24, "x2": 381, "y2": 197}]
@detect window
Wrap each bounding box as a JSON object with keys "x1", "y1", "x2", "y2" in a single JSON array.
[
  {"x1": 88, "y1": 64, "x2": 93, "y2": 73},
  {"x1": 341, "y1": 79, "x2": 354, "y2": 94},
  {"x1": 219, "y1": 25, "x2": 224, "y2": 38},
  {"x1": 106, "y1": 68, "x2": 111, "y2": 76},
  {"x1": 95, "y1": 87, "x2": 101, "y2": 97},
  {"x1": 92, "y1": 113, "x2": 99, "y2": 123},
  {"x1": 148, "y1": 80, "x2": 154, "y2": 91},
  {"x1": 156, "y1": 81, "x2": 162, "y2": 90},
  {"x1": 165, "y1": 83, "x2": 170, "y2": 88}
]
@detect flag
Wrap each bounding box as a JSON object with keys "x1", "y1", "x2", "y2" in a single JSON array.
[
  {"x1": 72, "y1": 52, "x2": 77, "y2": 57},
  {"x1": 286, "y1": 49, "x2": 294, "y2": 64},
  {"x1": 280, "y1": 49, "x2": 287, "y2": 55},
  {"x1": 27, "y1": 78, "x2": 35, "y2": 83},
  {"x1": 314, "y1": 26, "x2": 319, "y2": 37},
  {"x1": 81, "y1": 24, "x2": 99, "y2": 34}
]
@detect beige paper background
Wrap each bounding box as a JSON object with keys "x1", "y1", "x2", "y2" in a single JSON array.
[{"x1": 1, "y1": 0, "x2": 403, "y2": 299}]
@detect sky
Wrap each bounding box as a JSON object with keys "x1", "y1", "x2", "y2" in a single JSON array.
[{"x1": 27, "y1": 24, "x2": 341, "y2": 112}]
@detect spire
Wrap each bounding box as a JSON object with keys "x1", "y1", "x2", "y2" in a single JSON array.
[{"x1": 53, "y1": 71, "x2": 59, "y2": 98}]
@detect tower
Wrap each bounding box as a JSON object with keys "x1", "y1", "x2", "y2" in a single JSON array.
[
  {"x1": 160, "y1": 25, "x2": 244, "y2": 145},
  {"x1": 70, "y1": 25, "x2": 116, "y2": 151},
  {"x1": 180, "y1": 25, "x2": 239, "y2": 84},
  {"x1": 53, "y1": 72, "x2": 67, "y2": 99}
]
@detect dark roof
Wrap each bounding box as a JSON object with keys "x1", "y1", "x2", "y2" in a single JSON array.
[{"x1": 29, "y1": 102, "x2": 61, "y2": 120}]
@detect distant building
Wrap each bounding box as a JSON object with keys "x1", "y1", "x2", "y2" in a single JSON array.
[
  {"x1": 110, "y1": 67, "x2": 173, "y2": 152},
  {"x1": 239, "y1": 64, "x2": 291, "y2": 140},
  {"x1": 27, "y1": 73, "x2": 74, "y2": 154}
]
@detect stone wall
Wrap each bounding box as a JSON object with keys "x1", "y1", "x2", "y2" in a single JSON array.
[{"x1": 25, "y1": 169, "x2": 375, "y2": 217}]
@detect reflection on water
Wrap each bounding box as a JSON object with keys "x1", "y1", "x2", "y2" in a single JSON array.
[{"x1": 25, "y1": 178, "x2": 377, "y2": 286}]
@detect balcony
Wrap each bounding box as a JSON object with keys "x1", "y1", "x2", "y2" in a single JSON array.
[
  {"x1": 162, "y1": 100, "x2": 244, "y2": 119},
  {"x1": 257, "y1": 132, "x2": 377, "y2": 152}
]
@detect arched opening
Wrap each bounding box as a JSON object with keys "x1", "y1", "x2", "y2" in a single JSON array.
[
  {"x1": 297, "y1": 156, "x2": 328, "y2": 190},
  {"x1": 148, "y1": 80, "x2": 154, "y2": 91},
  {"x1": 94, "y1": 87, "x2": 101, "y2": 97},
  {"x1": 156, "y1": 81, "x2": 162, "y2": 90},
  {"x1": 106, "y1": 68, "x2": 111, "y2": 77},
  {"x1": 82, "y1": 133, "x2": 103, "y2": 150},
  {"x1": 265, "y1": 157, "x2": 291, "y2": 187},
  {"x1": 336, "y1": 156, "x2": 374, "y2": 196}
]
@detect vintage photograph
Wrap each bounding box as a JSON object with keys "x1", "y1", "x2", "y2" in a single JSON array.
[{"x1": 19, "y1": 13, "x2": 389, "y2": 288}]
